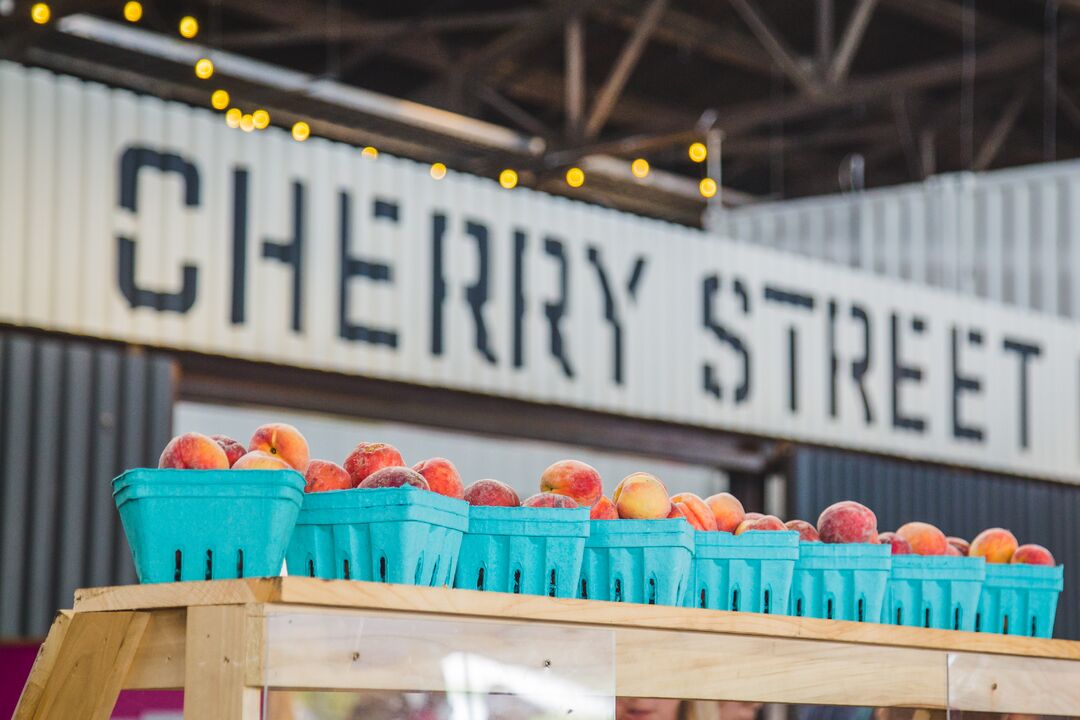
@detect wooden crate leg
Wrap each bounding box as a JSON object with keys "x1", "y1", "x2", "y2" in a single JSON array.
[
  {"x1": 12, "y1": 611, "x2": 72, "y2": 720},
  {"x1": 184, "y1": 605, "x2": 261, "y2": 720},
  {"x1": 19, "y1": 610, "x2": 150, "y2": 720}
]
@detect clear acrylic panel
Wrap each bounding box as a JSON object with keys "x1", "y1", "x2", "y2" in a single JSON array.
[{"x1": 260, "y1": 610, "x2": 615, "y2": 720}]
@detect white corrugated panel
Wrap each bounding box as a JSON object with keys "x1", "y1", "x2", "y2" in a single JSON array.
[
  {"x1": 5, "y1": 60, "x2": 1080, "y2": 483},
  {"x1": 715, "y1": 160, "x2": 1080, "y2": 319}
]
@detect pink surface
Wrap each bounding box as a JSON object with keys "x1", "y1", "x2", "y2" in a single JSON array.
[{"x1": 1, "y1": 642, "x2": 183, "y2": 719}]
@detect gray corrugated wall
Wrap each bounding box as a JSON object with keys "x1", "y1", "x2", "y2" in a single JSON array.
[
  {"x1": 791, "y1": 447, "x2": 1080, "y2": 639},
  {"x1": 0, "y1": 329, "x2": 175, "y2": 638}
]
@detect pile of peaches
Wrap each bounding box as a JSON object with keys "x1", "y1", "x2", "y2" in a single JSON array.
[{"x1": 157, "y1": 425, "x2": 1054, "y2": 567}]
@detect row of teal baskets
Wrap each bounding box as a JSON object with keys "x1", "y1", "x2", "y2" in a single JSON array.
[{"x1": 114, "y1": 469, "x2": 1064, "y2": 638}]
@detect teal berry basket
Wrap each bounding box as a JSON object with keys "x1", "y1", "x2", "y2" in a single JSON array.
[
  {"x1": 285, "y1": 486, "x2": 469, "y2": 587},
  {"x1": 454, "y1": 505, "x2": 590, "y2": 597},
  {"x1": 682, "y1": 530, "x2": 799, "y2": 614},
  {"x1": 882, "y1": 555, "x2": 985, "y2": 631},
  {"x1": 578, "y1": 519, "x2": 695, "y2": 605},
  {"x1": 975, "y1": 563, "x2": 1064, "y2": 638},
  {"x1": 113, "y1": 468, "x2": 306, "y2": 584},
  {"x1": 789, "y1": 542, "x2": 892, "y2": 622}
]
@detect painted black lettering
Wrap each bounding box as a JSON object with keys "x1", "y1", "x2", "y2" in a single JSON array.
[
  {"x1": 1003, "y1": 338, "x2": 1042, "y2": 450},
  {"x1": 850, "y1": 304, "x2": 873, "y2": 424},
  {"x1": 891, "y1": 313, "x2": 927, "y2": 432},
  {"x1": 702, "y1": 275, "x2": 750, "y2": 403},
  {"x1": 431, "y1": 213, "x2": 448, "y2": 356},
  {"x1": 337, "y1": 194, "x2": 397, "y2": 347},
  {"x1": 587, "y1": 246, "x2": 647, "y2": 385},
  {"x1": 951, "y1": 327, "x2": 984, "y2": 441},
  {"x1": 230, "y1": 168, "x2": 248, "y2": 324},
  {"x1": 261, "y1": 181, "x2": 305, "y2": 332},
  {"x1": 513, "y1": 230, "x2": 527, "y2": 369},
  {"x1": 116, "y1": 146, "x2": 198, "y2": 313},
  {"x1": 544, "y1": 238, "x2": 574, "y2": 378},
  {"x1": 764, "y1": 285, "x2": 815, "y2": 413},
  {"x1": 464, "y1": 221, "x2": 497, "y2": 365}
]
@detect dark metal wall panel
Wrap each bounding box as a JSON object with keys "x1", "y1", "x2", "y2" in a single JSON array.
[
  {"x1": 791, "y1": 447, "x2": 1080, "y2": 640},
  {"x1": 0, "y1": 329, "x2": 176, "y2": 638}
]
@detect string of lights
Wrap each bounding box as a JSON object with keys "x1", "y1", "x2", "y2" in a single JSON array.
[{"x1": 25, "y1": 2, "x2": 721, "y2": 198}]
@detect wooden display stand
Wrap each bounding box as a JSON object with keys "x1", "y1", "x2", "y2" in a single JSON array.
[{"x1": 12, "y1": 577, "x2": 1080, "y2": 719}]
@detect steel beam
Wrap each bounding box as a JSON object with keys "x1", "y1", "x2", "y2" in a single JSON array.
[
  {"x1": 974, "y1": 87, "x2": 1029, "y2": 170},
  {"x1": 728, "y1": 0, "x2": 820, "y2": 93},
  {"x1": 565, "y1": 15, "x2": 585, "y2": 138},
  {"x1": 827, "y1": 0, "x2": 879, "y2": 85}
]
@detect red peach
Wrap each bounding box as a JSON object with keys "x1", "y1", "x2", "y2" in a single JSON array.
[
  {"x1": 970, "y1": 528, "x2": 1019, "y2": 564},
  {"x1": 745, "y1": 515, "x2": 786, "y2": 532},
  {"x1": 785, "y1": 519, "x2": 820, "y2": 542},
  {"x1": 463, "y1": 479, "x2": 520, "y2": 507},
  {"x1": 248, "y1": 423, "x2": 310, "y2": 471},
  {"x1": 1011, "y1": 543, "x2": 1055, "y2": 566},
  {"x1": 878, "y1": 531, "x2": 913, "y2": 555},
  {"x1": 211, "y1": 435, "x2": 247, "y2": 467},
  {"x1": 896, "y1": 522, "x2": 948, "y2": 556},
  {"x1": 158, "y1": 432, "x2": 230, "y2": 470},
  {"x1": 344, "y1": 442, "x2": 405, "y2": 487},
  {"x1": 522, "y1": 492, "x2": 578, "y2": 508},
  {"x1": 412, "y1": 457, "x2": 465, "y2": 499},
  {"x1": 945, "y1": 543, "x2": 962, "y2": 556},
  {"x1": 233, "y1": 450, "x2": 292, "y2": 470},
  {"x1": 947, "y1": 537, "x2": 971, "y2": 556},
  {"x1": 358, "y1": 466, "x2": 429, "y2": 490},
  {"x1": 304, "y1": 459, "x2": 352, "y2": 493},
  {"x1": 670, "y1": 493, "x2": 718, "y2": 531},
  {"x1": 670, "y1": 500, "x2": 712, "y2": 530},
  {"x1": 590, "y1": 495, "x2": 618, "y2": 520},
  {"x1": 613, "y1": 472, "x2": 671, "y2": 519},
  {"x1": 744, "y1": 512, "x2": 764, "y2": 522},
  {"x1": 705, "y1": 492, "x2": 745, "y2": 533},
  {"x1": 540, "y1": 459, "x2": 603, "y2": 507},
  {"x1": 817, "y1": 501, "x2": 878, "y2": 544},
  {"x1": 668, "y1": 502, "x2": 689, "y2": 521}
]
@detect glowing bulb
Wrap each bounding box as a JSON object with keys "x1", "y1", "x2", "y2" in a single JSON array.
[
  {"x1": 699, "y1": 177, "x2": 718, "y2": 198},
  {"x1": 689, "y1": 142, "x2": 708, "y2": 163},
  {"x1": 194, "y1": 58, "x2": 214, "y2": 80},
  {"x1": 291, "y1": 121, "x2": 310, "y2": 142},
  {"x1": 239, "y1": 114, "x2": 255, "y2": 133},
  {"x1": 30, "y1": 3, "x2": 50, "y2": 24},
  {"x1": 499, "y1": 169, "x2": 518, "y2": 189},
  {"x1": 225, "y1": 108, "x2": 242, "y2": 128},
  {"x1": 123, "y1": 1, "x2": 143, "y2": 22},
  {"x1": 252, "y1": 109, "x2": 270, "y2": 129},
  {"x1": 361, "y1": 146, "x2": 378, "y2": 159},
  {"x1": 565, "y1": 167, "x2": 585, "y2": 188},
  {"x1": 429, "y1": 162, "x2": 448, "y2": 180},
  {"x1": 179, "y1": 15, "x2": 199, "y2": 39},
  {"x1": 631, "y1": 158, "x2": 650, "y2": 179},
  {"x1": 211, "y1": 89, "x2": 230, "y2": 110}
]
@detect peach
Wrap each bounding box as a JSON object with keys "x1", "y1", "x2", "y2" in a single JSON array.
[
  {"x1": 233, "y1": 450, "x2": 292, "y2": 470},
  {"x1": 817, "y1": 501, "x2": 878, "y2": 544},
  {"x1": 670, "y1": 493, "x2": 718, "y2": 531},
  {"x1": 590, "y1": 495, "x2": 618, "y2": 520},
  {"x1": 745, "y1": 515, "x2": 785, "y2": 532},
  {"x1": 249, "y1": 423, "x2": 309, "y2": 471},
  {"x1": 358, "y1": 466, "x2": 429, "y2": 490},
  {"x1": 969, "y1": 527, "x2": 1019, "y2": 564},
  {"x1": 211, "y1": 435, "x2": 247, "y2": 467},
  {"x1": 785, "y1": 519, "x2": 820, "y2": 542},
  {"x1": 896, "y1": 522, "x2": 948, "y2": 556},
  {"x1": 878, "y1": 531, "x2": 913, "y2": 555},
  {"x1": 744, "y1": 512, "x2": 763, "y2": 522},
  {"x1": 705, "y1": 492, "x2": 745, "y2": 533},
  {"x1": 540, "y1": 459, "x2": 603, "y2": 507},
  {"x1": 158, "y1": 432, "x2": 230, "y2": 470},
  {"x1": 667, "y1": 502, "x2": 688, "y2": 521},
  {"x1": 613, "y1": 472, "x2": 671, "y2": 519},
  {"x1": 344, "y1": 442, "x2": 405, "y2": 486},
  {"x1": 412, "y1": 457, "x2": 464, "y2": 499},
  {"x1": 304, "y1": 459, "x2": 352, "y2": 493},
  {"x1": 945, "y1": 543, "x2": 962, "y2": 556},
  {"x1": 522, "y1": 492, "x2": 578, "y2": 508},
  {"x1": 1011, "y1": 543, "x2": 1055, "y2": 566},
  {"x1": 464, "y1": 479, "x2": 520, "y2": 507},
  {"x1": 947, "y1": 537, "x2": 970, "y2": 556}
]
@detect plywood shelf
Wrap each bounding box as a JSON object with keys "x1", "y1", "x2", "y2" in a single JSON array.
[{"x1": 15, "y1": 578, "x2": 1080, "y2": 719}]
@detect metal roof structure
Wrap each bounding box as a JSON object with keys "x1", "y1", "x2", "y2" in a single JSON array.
[{"x1": 2, "y1": 0, "x2": 1078, "y2": 226}]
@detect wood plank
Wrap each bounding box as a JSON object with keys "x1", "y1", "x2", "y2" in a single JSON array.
[
  {"x1": 74, "y1": 578, "x2": 1080, "y2": 661},
  {"x1": 124, "y1": 608, "x2": 186, "y2": 690},
  {"x1": 947, "y1": 651, "x2": 1080, "y2": 715},
  {"x1": 184, "y1": 605, "x2": 262, "y2": 720},
  {"x1": 12, "y1": 611, "x2": 72, "y2": 720},
  {"x1": 28, "y1": 610, "x2": 149, "y2": 720}
]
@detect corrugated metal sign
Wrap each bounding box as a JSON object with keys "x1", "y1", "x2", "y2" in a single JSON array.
[{"x1": 3, "y1": 61, "x2": 1080, "y2": 482}]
